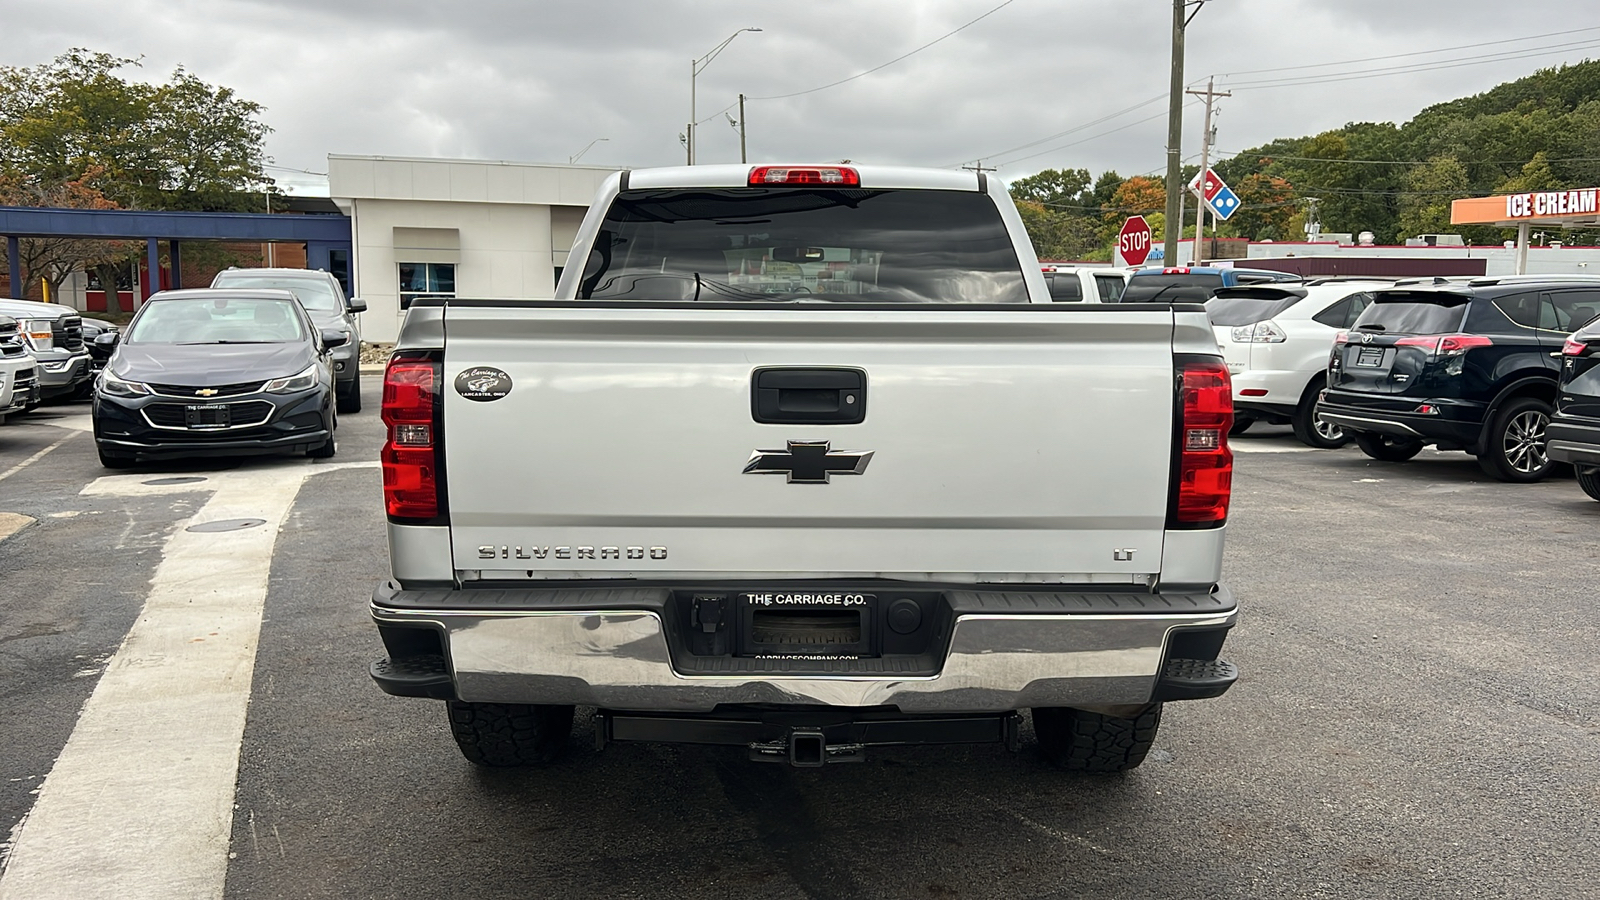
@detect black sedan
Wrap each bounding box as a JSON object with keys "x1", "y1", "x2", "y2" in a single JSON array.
[
  {"x1": 1549, "y1": 313, "x2": 1600, "y2": 500},
  {"x1": 92, "y1": 289, "x2": 343, "y2": 468}
]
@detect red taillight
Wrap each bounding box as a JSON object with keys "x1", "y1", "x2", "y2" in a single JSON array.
[
  {"x1": 1162, "y1": 267, "x2": 1191, "y2": 275},
  {"x1": 748, "y1": 165, "x2": 860, "y2": 186},
  {"x1": 382, "y1": 356, "x2": 443, "y2": 520},
  {"x1": 1172, "y1": 360, "x2": 1233, "y2": 527},
  {"x1": 1334, "y1": 330, "x2": 1350, "y2": 345},
  {"x1": 1563, "y1": 338, "x2": 1589, "y2": 357},
  {"x1": 1395, "y1": 333, "x2": 1493, "y2": 356}
]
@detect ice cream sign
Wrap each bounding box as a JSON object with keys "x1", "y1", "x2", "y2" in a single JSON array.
[{"x1": 1504, "y1": 189, "x2": 1599, "y2": 218}]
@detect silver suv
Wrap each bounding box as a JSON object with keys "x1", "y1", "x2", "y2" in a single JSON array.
[{"x1": 209, "y1": 268, "x2": 367, "y2": 413}]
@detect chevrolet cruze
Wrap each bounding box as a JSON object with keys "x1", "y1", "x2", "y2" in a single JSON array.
[{"x1": 92, "y1": 289, "x2": 343, "y2": 467}]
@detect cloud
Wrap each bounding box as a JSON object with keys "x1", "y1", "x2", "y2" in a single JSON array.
[{"x1": 4, "y1": 0, "x2": 1597, "y2": 192}]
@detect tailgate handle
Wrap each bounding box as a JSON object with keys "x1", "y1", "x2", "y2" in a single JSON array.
[{"x1": 752, "y1": 367, "x2": 866, "y2": 424}]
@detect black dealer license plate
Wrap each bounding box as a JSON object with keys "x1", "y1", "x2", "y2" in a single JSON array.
[
  {"x1": 738, "y1": 592, "x2": 874, "y2": 654},
  {"x1": 1355, "y1": 348, "x2": 1385, "y2": 367},
  {"x1": 186, "y1": 404, "x2": 230, "y2": 428}
]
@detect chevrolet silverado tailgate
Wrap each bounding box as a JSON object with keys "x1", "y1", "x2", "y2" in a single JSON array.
[{"x1": 442, "y1": 303, "x2": 1176, "y2": 581}]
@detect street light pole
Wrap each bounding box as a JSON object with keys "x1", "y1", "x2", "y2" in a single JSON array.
[{"x1": 690, "y1": 27, "x2": 761, "y2": 165}]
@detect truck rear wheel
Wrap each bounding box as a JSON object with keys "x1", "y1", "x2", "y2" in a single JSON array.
[
  {"x1": 1032, "y1": 704, "x2": 1162, "y2": 773},
  {"x1": 447, "y1": 702, "x2": 574, "y2": 767}
]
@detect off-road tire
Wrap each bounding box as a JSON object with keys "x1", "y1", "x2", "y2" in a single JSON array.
[
  {"x1": 336, "y1": 369, "x2": 362, "y2": 414},
  {"x1": 1577, "y1": 468, "x2": 1600, "y2": 502},
  {"x1": 447, "y1": 702, "x2": 574, "y2": 767},
  {"x1": 1353, "y1": 432, "x2": 1424, "y2": 462},
  {"x1": 1476, "y1": 396, "x2": 1553, "y2": 483},
  {"x1": 1292, "y1": 392, "x2": 1348, "y2": 449},
  {"x1": 1228, "y1": 417, "x2": 1254, "y2": 436},
  {"x1": 1032, "y1": 704, "x2": 1162, "y2": 773}
]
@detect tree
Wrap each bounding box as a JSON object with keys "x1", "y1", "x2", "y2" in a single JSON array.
[
  {"x1": 1230, "y1": 174, "x2": 1298, "y2": 240},
  {"x1": 0, "y1": 170, "x2": 133, "y2": 302},
  {"x1": 0, "y1": 49, "x2": 274, "y2": 211},
  {"x1": 1009, "y1": 168, "x2": 1091, "y2": 206},
  {"x1": 1397, "y1": 155, "x2": 1470, "y2": 239}
]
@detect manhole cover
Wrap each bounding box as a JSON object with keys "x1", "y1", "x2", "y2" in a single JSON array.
[
  {"x1": 143, "y1": 476, "x2": 208, "y2": 486},
  {"x1": 186, "y1": 518, "x2": 266, "y2": 533}
]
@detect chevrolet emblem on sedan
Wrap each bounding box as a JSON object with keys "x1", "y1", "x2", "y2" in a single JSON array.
[
  {"x1": 194, "y1": 388, "x2": 219, "y2": 397},
  {"x1": 744, "y1": 440, "x2": 873, "y2": 484}
]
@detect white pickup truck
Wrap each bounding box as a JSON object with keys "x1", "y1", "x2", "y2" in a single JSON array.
[{"x1": 370, "y1": 164, "x2": 1239, "y2": 771}]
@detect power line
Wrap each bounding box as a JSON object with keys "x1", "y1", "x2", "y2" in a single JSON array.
[
  {"x1": 947, "y1": 93, "x2": 1167, "y2": 168},
  {"x1": 1225, "y1": 39, "x2": 1600, "y2": 90},
  {"x1": 989, "y1": 99, "x2": 1204, "y2": 169},
  {"x1": 1215, "y1": 25, "x2": 1600, "y2": 78},
  {"x1": 746, "y1": 0, "x2": 1019, "y2": 102}
]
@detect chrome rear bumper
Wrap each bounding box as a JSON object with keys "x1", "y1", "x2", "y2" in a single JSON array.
[{"x1": 371, "y1": 584, "x2": 1237, "y2": 712}]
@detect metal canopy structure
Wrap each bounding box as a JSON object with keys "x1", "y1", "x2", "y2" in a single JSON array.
[
  {"x1": 1451, "y1": 188, "x2": 1600, "y2": 275},
  {"x1": 0, "y1": 205, "x2": 352, "y2": 300}
]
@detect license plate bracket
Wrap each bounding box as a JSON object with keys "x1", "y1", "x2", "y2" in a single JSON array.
[
  {"x1": 1355, "y1": 347, "x2": 1385, "y2": 367},
  {"x1": 185, "y1": 403, "x2": 230, "y2": 429},
  {"x1": 737, "y1": 592, "x2": 875, "y2": 658}
]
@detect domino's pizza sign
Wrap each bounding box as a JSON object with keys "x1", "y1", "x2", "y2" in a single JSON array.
[{"x1": 1209, "y1": 185, "x2": 1241, "y2": 221}]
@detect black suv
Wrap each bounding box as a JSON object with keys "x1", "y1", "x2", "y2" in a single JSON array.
[
  {"x1": 1548, "y1": 313, "x2": 1600, "y2": 500},
  {"x1": 1317, "y1": 277, "x2": 1600, "y2": 482}
]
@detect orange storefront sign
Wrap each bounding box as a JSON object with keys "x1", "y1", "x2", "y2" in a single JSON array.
[{"x1": 1452, "y1": 188, "x2": 1600, "y2": 225}]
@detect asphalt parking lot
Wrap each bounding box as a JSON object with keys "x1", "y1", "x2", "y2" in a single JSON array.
[{"x1": 0, "y1": 391, "x2": 1595, "y2": 900}]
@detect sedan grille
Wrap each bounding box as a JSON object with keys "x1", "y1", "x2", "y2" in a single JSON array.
[
  {"x1": 149, "y1": 380, "x2": 266, "y2": 399},
  {"x1": 142, "y1": 400, "x2": 275, "y2": 430}
]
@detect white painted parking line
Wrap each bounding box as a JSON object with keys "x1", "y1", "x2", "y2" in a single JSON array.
[
  {"x1": 0, "y1": 433, "x2": 78, "y2": 484},
  {"x1": 0, "y1": 460, "x2": 378, "y2": 900},
  {"x1": 0, "y1": 512, "x2": 34, "y2": 543}
]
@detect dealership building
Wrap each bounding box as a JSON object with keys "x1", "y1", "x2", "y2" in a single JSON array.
[{"x1": 327, "y1": 155, "x2": 618, "y2": 343}]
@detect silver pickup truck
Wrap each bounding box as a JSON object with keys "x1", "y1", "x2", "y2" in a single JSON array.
[{"x1": 370, "y1": 164, "x2": 1239, "y2": 771}]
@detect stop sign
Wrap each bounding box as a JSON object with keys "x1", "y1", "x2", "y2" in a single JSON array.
[{"x1": 1117, "y1": 216, "x2": 1153, "y2": 266}]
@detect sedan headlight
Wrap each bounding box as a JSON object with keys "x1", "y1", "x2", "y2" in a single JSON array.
[
  {"x1": 263, "y1": 365, "x2": 319, "y2": 394},
  {"x1": 21, "y1": 319, "x2": 54, "y2": 351},
  {"x1": 99, "y1": 372, "x2": 152, "y2": 397}
]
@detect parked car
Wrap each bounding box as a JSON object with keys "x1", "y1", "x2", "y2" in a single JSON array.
[
  {"x1": 0, "y1": 297, "x2": 93, "y2": 405},
  {"x1": 1317, "y1": 277, "x2": 1600, "y2": 481},
  {"x1": 1040, "y1": 265, "x2": 1128, "y2": 302},
  {"x1": 1208, "y1": 279, "x2": 1394, "y2": 447},
  {"x1": 81, "y1": 317, "x2": 119, "y2": 368},
  {"x1": 92, "y1": 289, "x2": 342, "y2": 468},
  {"x1": 209, "y1": 268, "x2": 366, "y2": 413},
  {"x1": 0, "y1": 315, "x2": 41, "y2": 423},
  {"x1": 1546, "y1": 309, "x2": 1600, "y2": 500},
  {"x1": 1120, "y1": 266, "x2": 1301, "y2": 303}
]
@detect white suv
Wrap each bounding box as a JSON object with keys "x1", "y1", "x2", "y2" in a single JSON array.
[
  {"x1": 1040, "y1": 265, "x2": 1128, "y2": 302},
  {"x1": 1207, "y1": 279, "x2": 1394, "y2": 448}
]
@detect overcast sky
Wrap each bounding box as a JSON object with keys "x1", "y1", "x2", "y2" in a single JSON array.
[{"x1": 7, "y1": 0, "x2": 1600, "y2": 194}]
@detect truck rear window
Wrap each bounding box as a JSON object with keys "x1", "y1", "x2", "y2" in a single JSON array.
[
  {"x1": 1121, "y1": 274, "x2": 1222, "y2": 303},
  {"x1": 575, "y1": 188, "x2": 1027, "y2": 304},
  {"x1": 1354, "y1": 293, "x2": 1468, "y2": 334}
]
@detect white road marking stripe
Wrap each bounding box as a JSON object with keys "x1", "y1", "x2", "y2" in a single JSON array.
[
  {"x1": 0, "y1": 512, "x2": 34, "y2": 543},
  {"x1": 0, "y1": 459, "x2": 378, "y2": 900},
  {"x1": 0, "y1": 433, "x2": 77, "y2": 484}
]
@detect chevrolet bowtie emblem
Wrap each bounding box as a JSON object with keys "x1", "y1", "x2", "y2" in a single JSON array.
[
  {"x1": 744, "y1": 440, "x2": 874, "y2": 484},
  {"x1": 195, "y1": 388, "x2": 219, "y2": 397}
]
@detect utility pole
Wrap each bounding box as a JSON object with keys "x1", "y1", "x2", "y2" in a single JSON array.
[
  {"x1": 739, "y1": 94, "x2": 747, "y2": 163},
  {"x1": 1163, "y1": 1, "x2": 1206, "y2": 266},
  {"x1": 1187, "y1": 77, "x2": 1229, "y2": 264},
  {"x1": 1303, "y1": 197, "x2": 1322, "y2": 242},
  {"x1": 961, "y1": 160, "x2": 998, "y2": 174}
]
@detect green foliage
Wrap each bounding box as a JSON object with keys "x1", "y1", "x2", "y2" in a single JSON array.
[
  {"x1": 1215, "y1": 59, "x2": 1600, "y2": 245},
  {"x1": 0, "y1": 48, "x2": 274, "y2": 211}
]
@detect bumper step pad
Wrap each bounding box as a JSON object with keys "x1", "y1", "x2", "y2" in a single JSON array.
[
  {"x1": 1155, "y1": 657, "x2": 1238, "y2": 701},
  {"x1": 370, "y1": 654, "x2": 455, "y2": 700}
]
